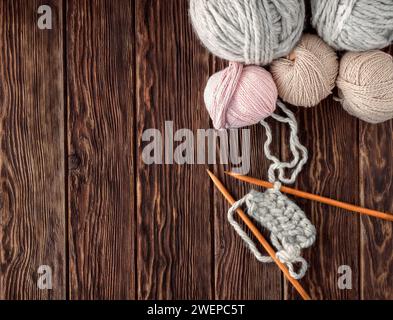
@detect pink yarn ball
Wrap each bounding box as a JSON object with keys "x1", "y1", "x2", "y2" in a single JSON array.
[{"x1": 204, "y1": 62, "x2": 278, "y2": 130}]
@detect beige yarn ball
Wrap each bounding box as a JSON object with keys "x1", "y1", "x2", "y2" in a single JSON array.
[
  {"x1": 337, "y1": 51, "x2": 393, "y2": 124},
  {"x1": 270, "y1": 34, "x2": 339, "y2": 108}
]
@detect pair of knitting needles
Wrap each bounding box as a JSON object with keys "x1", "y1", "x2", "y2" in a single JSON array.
[{"x1": 207, "y1": 170, "x2": 393, "y2": 301}]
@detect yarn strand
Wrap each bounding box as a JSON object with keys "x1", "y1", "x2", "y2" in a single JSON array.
[
  {"x1": 261, "y1": 101, "x2": 308, "y2": 185},
  {"x1": 227, "y1": 102, "x2": 314, "y2": 280}
]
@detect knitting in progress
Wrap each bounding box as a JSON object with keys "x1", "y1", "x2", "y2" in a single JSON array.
[
  {"x1": 189, "y1": 0, "x2": 393, "y2": 286},
  {"x1": 202, "y1": 51, "x2": 316, "y2": 278},
  {"x1": 192, "y1": 0, "x2": 317, "y2": 279},
  {"x1": 228, "y1": 102, "x2": 316, "y2": 280}
]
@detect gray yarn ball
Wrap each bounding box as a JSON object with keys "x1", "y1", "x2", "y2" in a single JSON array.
[
  {"x1": 312, "y1": 0, "x2": 393, "y2": 52},
  {"x1": 189, "y1": 0, "x2": 305, "y2": 66}
]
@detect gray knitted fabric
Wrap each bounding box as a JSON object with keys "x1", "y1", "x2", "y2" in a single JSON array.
[{"x1": 229, "y1": 186, "x2": 316, "y2": 280}]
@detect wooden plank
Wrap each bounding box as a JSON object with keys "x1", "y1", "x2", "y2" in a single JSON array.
[
  {"x1": 214, "y1": 121, "x2": 282, "y2": 300},
  {"x1": 284, "y1": 102, "x2": 360, "y2": 300},
  {"x1": 213, "y1": 57, "x2": 282, "y2": 299},
  {"x1": 360, "y1": 45, "x2": 393, "y2": 300},
  {"x1": 0, "y1": 0, "x2": 65, "y2": 299},
  {"x1": 135, "y1": 0, "x2": 213, "y2": 299},
  {"x1": 67, "y1": 0, "x2": 135, "y2": 299}
]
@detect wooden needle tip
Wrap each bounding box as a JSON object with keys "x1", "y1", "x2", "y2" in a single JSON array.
[
  {"x1": 206, "y1": 169, "x2": 215, "y2": 180},
  {"x1": 224, "y1": 171, "x2": 241, "y2": 177}
]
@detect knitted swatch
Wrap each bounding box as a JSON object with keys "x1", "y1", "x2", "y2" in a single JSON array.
[{"x1": 229, "y1": 187, "x2": 316, "y2": 280}]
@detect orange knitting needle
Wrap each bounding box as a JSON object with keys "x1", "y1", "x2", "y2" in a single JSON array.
[
  {"x1": 207, "y1": 170, "x2": 311, "y2": 301},
  {"x1": 225, "y1": 172, "x2": 393, "y2": 223}
]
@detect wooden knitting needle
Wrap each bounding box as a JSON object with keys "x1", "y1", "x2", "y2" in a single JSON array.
[
  {"x1": 207, "y1": 170, "x2": 312, "y2": 301},
  {"x1": 225, "y1": 172, "x2": 393, "y2": 223}
]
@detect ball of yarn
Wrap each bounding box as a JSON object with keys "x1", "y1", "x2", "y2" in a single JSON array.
[
  {"x1": 311, "y1": 0, "x2": 393, "y2": 51},
  {"x1": 204, "y1": 62, "x2": 277, "y2": 129},
  {"x1": 336, "y1": 50, "x2": 393, "y2": 124},
  {"x1": 189, "y1": 0, "x2": 305, "y2": 66},
  {"x1": 270, "y1": 34, "x2": 339, "y2": 108}
]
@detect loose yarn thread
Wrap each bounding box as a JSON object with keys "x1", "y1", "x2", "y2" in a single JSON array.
[
  {"x1": 190, "y1": 0, "x2": 306, "y2": 65},
  {"x1": 228, "y1": 103, "x2": 315, "y2": 280},
  {"x1": 312, "y1": 0, "x2": 393, "y2": 52}
]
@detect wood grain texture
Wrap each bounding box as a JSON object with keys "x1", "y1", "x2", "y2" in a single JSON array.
[
  {"x1": 284, "y1": 102, "x2": 360, "y2": 300},
  {"x1": 67, "y1": 0, "x2": 135, "y2": 299},
  {"x1": 213, "y1": 57, "x2": 282, "y2": 299},
  {"x1": 135, "y1": 0, "x2": 213, "y2": 299},
  {"x1": 0, "y1": 0, "x2": 65, "y2": 299},
  {"x1": 213, "y1": 130, "x2": 282, "y2": 300},
  {"x1": 0, "y1": 0, "x2": 392, "y2": 301},
  {"x1": 360, "y1": 45, "x2": 393, "y2": 300}
]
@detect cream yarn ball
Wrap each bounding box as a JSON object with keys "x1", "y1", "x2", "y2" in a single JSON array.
[
  {"x1": 189, "y1": 0, "x2": 306, "y2": 66},
  {"x1": 270, "y1": 34, "x2": 339, "y2": 108},
  {"x1": 311, "y1": 0, "x2": 393, "y2": 52},
  {"x1": 336, "y1": 50, "x2": 393, "y2": 124}
]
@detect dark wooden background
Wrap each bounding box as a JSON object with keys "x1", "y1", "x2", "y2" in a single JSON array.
[{"x1": 0, "y1": 0, "x2": 392, "y2": 300}]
